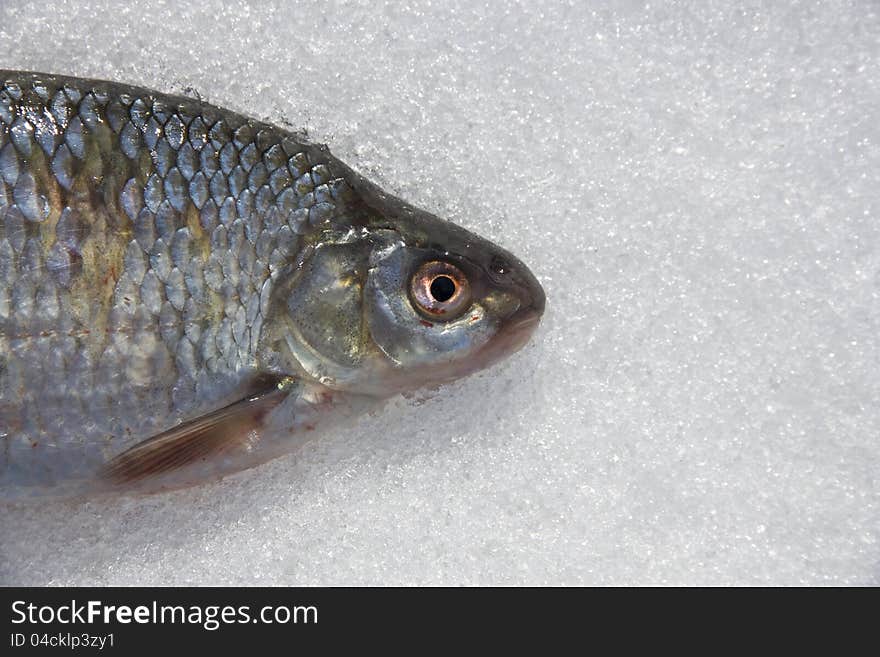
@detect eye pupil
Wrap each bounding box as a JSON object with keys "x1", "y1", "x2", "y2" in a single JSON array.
[
  {"x1": 410, "y1": 260, "x2": 471, "y2": 320},
  {"x1": 430, "y1": 275, "x2": 456, "y2": 302}
]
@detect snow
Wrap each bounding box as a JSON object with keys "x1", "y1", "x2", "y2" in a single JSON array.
[{"x1": 1, "y1": 0, "x2": 878, "y2": 585}]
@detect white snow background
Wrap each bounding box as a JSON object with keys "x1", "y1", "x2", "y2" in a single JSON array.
[{"x1": 0, "y1": 0, "x2": 878, "y2": 585}]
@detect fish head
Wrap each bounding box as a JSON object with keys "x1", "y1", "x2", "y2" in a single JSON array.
[
  {"x1": 261, "y1": 185, "x2": 545, "y2": 398},
  {"x1": 359, "y1": 212, "x2": 546, "y2": 395}
]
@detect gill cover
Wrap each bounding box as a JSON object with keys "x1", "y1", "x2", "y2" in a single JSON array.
[{"x1": 268, "y1": 228, "x2": 379, "y2": 389}]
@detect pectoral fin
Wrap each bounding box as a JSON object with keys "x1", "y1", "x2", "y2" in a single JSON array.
[{"x1": 101, "y1": 375, "x2": 296, "y2": 485}]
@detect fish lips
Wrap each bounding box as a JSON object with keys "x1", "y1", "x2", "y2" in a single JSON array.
[
  {"x1": 474, "y1": 287, "x2": 545, "y2": 371},
  {"x1": 483, "y1": 250, "x2": 546, "y2": 359}
]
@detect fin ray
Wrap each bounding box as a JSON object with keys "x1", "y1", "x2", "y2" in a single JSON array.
[{"x1": 101, "y1": 376, "x2": 295, "y2": 484}]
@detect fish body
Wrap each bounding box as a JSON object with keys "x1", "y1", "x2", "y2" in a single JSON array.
[{"x1": 0, "y1": 71, "x2": 544, "y2": 498}]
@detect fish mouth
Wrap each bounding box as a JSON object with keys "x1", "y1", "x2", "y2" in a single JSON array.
[
  {"x1": 479, "y1": 302, "x2": 544, "y2": 365},
  {"x1": 498, "y1": 263, "x2": 546, "y2": 353},
  {"x1": 500, "y1": 307, "x2": 543, "y2": 352},
  {"x1": 461, "y1": 267, "x2": 546, "y2": 375}
]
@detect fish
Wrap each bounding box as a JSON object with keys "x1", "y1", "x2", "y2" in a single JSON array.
[{"x1": 0, "y1": 70, "x2": 545, "y2": 499}]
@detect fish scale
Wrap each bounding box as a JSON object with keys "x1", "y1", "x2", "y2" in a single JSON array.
[
  {"x1": 0, "y1": 71, "x2": 355, "y2": 488},
  {"x1": 0, "y1": 71, "x2": 545, "y2": 498}
]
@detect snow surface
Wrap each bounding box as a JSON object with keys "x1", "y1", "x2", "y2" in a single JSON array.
[{"x1": 1, "y1": 0, "x2": 878, "y2": 585}]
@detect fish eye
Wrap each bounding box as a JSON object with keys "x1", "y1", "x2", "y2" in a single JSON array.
[{"x1": 410, "y1": 260, "x2": 471, "y2": 319}]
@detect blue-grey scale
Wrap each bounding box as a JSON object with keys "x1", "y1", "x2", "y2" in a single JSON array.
[{"x1": 0, "y1": 71, "x2": 545, "y2": 498}]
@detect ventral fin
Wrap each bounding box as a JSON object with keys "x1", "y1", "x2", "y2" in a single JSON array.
[{"x1": 101, "y1": 375, "x2": 296, "y2": 485}]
